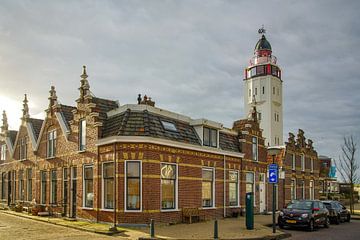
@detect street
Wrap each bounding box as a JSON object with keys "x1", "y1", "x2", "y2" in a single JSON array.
[{"x1": 283, "y1": 219, "x2": 360, "y2": 240}]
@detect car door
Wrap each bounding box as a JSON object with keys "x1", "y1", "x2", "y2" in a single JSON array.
[
  {"x1": 313, "y1": 201, "x2": 321, "y2": 224},
  {"x1": 319, "y1": 201, "x2": 327, "y2": 224},
  {"x1": 337, "y1": 203, "x2": 347, "y2": 220}
]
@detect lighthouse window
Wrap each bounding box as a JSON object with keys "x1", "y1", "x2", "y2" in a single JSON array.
[
  {"x1": 262, "y1": 87, "x2": 265, "y2": 94},
  {"x1": 257, "y1": 65, "x2": 265, "y2": 75},
  {"x1": 249, "y1": 89, "x2": 251, "y2": 97},
  {"x1": 251, "y1": 67, "x2": 256, "y2": 77},
  {"x1": 273, "y1": 87, "x2": 275, "y2": 95},
  {"x1": 255, "y1": 88, "x2": 257, "y2": 95}
]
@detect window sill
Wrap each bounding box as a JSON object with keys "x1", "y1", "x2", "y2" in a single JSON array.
[
  {"x1": 160, "y1": 208, "x2": 179, "y2": 212},
  {"x1": 81, "y1": 207, "x2": 94, "y2": 210},
  {"x1": 100, "y1": 208, "x2": 114, "y2": 212},
  {"x1": 78, "y1": 150, "x2": 86, "y2": 153},
  {"x1": 201, "y1": 207, "x2": 216, "y2": 210},
  {"x1": 125, "y1": 209, "x2": 142, "y2": 213},
  {"x1": 228, "y1": 205, "x2": 241, "y2": 209},
  {"x1": 46, "y1": 156, "x2": 56, "y2": 160}
]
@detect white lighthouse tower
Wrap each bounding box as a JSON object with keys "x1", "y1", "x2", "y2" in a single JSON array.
[{"x1": 244, "y1": 28, "x2": 283, "y2": 146}]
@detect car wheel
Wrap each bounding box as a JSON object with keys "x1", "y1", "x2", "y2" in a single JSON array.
[
  {"x1": 346, "y1": 214, "x2": 351, "y2": 222},
  {"x1": 279, "y1": 223, "x2": 284, "y2": 229},
  {"x1": 308, "y1": 219, "x2": 315, "y2": 231},
  {"x1": 325, "y1": 217, "x2": 330, "y2": 228},
  {"x1": 335, "y1": 215, "x2": 340, "y2": 225}
]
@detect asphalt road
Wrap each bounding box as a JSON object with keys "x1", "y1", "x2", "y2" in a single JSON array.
[{"x1": 283, "y1": 219, "x2": 360, "y2": 240}]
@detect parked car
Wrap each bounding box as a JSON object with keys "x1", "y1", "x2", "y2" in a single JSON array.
[
  {"x1": 322, "y1": 200, "x2": 351, "y2": 224},
  {"x1": 278, "y1": 200, "x2": 330, "y2": 231}
]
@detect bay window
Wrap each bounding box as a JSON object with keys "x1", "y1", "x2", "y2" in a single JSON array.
[
  {"x1": 161, "y1": 163, "x2": 177, "y2": 210},
  {"x1": 126, "y1": 161, "x2": 141, "y2": 211},
  {"x1": 103, "y1": 162, "x2": 114, "y2": 209}
]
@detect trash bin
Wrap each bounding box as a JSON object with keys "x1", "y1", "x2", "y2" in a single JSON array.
[{"x1": 246, "y1": 192, "x2": 254, "y2": 230}]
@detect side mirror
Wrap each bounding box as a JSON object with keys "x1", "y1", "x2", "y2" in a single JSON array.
[{"x1": 343, "y1": 206, "x2": 346, "y2": 210}]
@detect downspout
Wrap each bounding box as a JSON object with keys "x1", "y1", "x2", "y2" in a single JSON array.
[
  {"x1": 223, "y1": 154, "x2": 226, "y2": 218},
  {"x1": 96, "y1": 148, "x2": 100, "y2": 222},
  {"x1": 113, "y1": 142, "x2": 117, "y2": 229}
]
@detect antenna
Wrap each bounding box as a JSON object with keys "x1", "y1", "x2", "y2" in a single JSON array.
[{"x1": 258, "y1": 25, "x2": 266, "y2": 35}]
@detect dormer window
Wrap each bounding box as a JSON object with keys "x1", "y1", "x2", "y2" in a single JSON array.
[
  {"x1": 161, "y1": 120, "x2": 177, "y2": 132},
  {"x1": 47, "y1": 130, "x2": 57, "y2": 158},
  {"x1": 19, "y1": 137, "x2": 27, "y2": 160},
  {"x1": 0, "y1": 144, "x2": 6, "y2": 161},
  {"x1": 203, "y1": 127, "x2": 217, "y2": 148},
  {"x1": 79, "y1": 119, "x2": 86, "y2": 151}
]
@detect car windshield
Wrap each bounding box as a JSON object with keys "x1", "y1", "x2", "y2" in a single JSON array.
[{"x1": 286, "y1": 201, "x2": 313, "y2": 210}]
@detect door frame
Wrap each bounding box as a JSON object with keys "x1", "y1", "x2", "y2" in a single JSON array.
[{"x1": 259, "y1": 173, "x2": 266, "y2": 213}]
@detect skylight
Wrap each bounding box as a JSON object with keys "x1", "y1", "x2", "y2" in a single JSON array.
[{"x1": 161, "y1": 121, "x2": 177, "y2": 132}]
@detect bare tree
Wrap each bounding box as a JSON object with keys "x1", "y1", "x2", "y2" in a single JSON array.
[{"x1": 336, "y1": 135, "x2": 358, "y2": 214}]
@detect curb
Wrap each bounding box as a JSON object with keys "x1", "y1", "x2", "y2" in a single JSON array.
[{"x1": 0, "y1": 210, "x2": 122, "y2": 236}]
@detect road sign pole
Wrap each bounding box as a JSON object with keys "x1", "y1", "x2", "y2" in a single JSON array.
[{"x1": 272, "y1": 155, "x2": 276, "y2": 234}]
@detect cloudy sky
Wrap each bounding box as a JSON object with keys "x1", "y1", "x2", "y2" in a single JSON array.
[{"x1": 0, "y1": 0, "x2": 359, "y2": 170}]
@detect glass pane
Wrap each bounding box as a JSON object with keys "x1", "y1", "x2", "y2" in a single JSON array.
[
  {"x1": 161, "y1": 164, "x2": 176, "y2": 179},
  {"x1": 161, "y1": 121, "x2": 177, "y2": 131},
  {"x1": 202, "y1": 181, "x2": 212, "y2": 207},
  {"x1": 246, "y1": 183, "x2": 253, "y2": 193},
  {"x1": 161, "y1": 179, "x2": 175, "y2": 209},
  {"x1": 229, "y1": 182, "x2": 238, "y2": 206},
  {"x1": 210, "y1": 129, "x2": 217, "y2": 147},
  {"x1": 246, "y1": 173, "x2": 254, "y2": 183},
  {"x1": 203, "y1": 128, "x2": 210, "y2": 146},
  {"x1": 202, "y1": 169, "x2": 213, "y2": 180},
  {"x1": 85, "y1": 180, "x2": 94, "y2": 207},
  {"x1": 127, "y1": 162, "x2": 140, "y2": 177},
  {"x1": 103, "y1": 162, "x2": 114, "y2": 178},
  {"x1": 104, "y1": 179, "x2": 114, "y2": 209},
  {"x1": 127, "y1": 178, "x2": 140, "y2": 210},
  {"x1": 84, "y1": 166, "x2": 93, "y2": 179},
  {"x1": 229, "y1": 171, "x2": 238, "y2": 182}
]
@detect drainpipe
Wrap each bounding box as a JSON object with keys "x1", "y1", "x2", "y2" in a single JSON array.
[{"x1": 223, "y1": 154, "x2": 226, "y2": 218}]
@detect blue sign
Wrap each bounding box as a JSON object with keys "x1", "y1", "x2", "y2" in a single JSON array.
[{"x1": 268, "y1": 164, "x2": 278, "y2": 184}]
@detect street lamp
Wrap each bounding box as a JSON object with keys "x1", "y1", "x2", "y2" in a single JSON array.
[{"x1": 267, "y1": 146, "x2": 281, "y2": 234}]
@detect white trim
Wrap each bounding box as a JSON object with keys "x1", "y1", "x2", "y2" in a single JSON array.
[
  {"x1": 309, "y1": 180, "x2": 314, "y2": 200},
  {"x1": 124, "y1": 160, "x2": 142, "y2": 212},
  {"x1": 82, "y1": 164, "x2": 94, "y2": 208},
  {"x1": 55, "y1": 112, "x2": 70, "y2": 141},
  {"x1": 26, "y1": 122, "x2": 37, "y2": 151},
  {"x1": 252, "y1": 136, "x2": 259, "y2": 162},
  {"x1": 292, "y1": 153, "x2": 296, "y2": 170},
  {"x1": 201, "y1": 167, "x2": 215, "y2": 208},
  {"x1": 160, "y1": 162, "x2": 178, "y2": 211},
  {"x1": 35, "y1": 118, "x2": 47, "y2": 151},
  {"x1": 96, "y1": 136, "x2": 244, "y2": 159},
  {"x1": 301, "y1": 154, "x2": 305, "y2": 171},
  {"x1": 310, "y1": 158, "x2": 314, "y2": 173}
]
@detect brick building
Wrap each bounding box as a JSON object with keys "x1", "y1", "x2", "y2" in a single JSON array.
[{"x1": 0, "y1": 66, "x2": 273, "y2": 224}]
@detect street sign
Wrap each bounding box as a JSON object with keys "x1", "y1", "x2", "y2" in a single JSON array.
[{"x1": 268, "y1": 164, "x2": 278, "y2": 184}]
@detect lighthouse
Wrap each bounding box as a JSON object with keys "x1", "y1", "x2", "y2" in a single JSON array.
[{"x1": 244, "y1": 28, "x2": 283, "y2": 146}]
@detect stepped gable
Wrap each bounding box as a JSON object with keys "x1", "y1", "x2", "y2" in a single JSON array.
[{"x1": 27, "y1": 118, "x2": 44, "y2": 139}]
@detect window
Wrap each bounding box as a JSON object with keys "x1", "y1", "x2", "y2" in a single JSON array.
[
  {"x1": 19, "y1": 137, "x2": 27, "y2": 160},
  {"x1": 258, "y1": 112, "x2": 262, "y2": 121},
  {"x1": 1, "y1": 172, "x2": 5, "y2": 199},
  {"x1": 161, "y1": 163, "x2": 177, "y2": 210},
  {"x1": 229, "y1": 171, "x2": 239, "y2": 206},
  {"x1": 252, "y1": 137, "x2": 258, "y2": 161},
  {"x1": 255, "y1": 88, "x2": 257, "y2": 95},
  {"x1": 0, "y1": 144, "x2": 6, "y2": 160},
  {"x1": 310, "y1": 158, "x2": 314, "y2": 173},
  {"x1": 291, "y1": 154, "x2": 296, "y2": 170},
  {"x1": 63, "y1": 168, "x2": 69, "y2": 212},
  {"x1": 126, "y1": 161, "x2": 141, "y2": 211},
  {"x1": 51, "y1": 169, "x2": 57, "y2": 204},
  {"x1": 250, "y1": 67, "x2": 256, "y2": 77},
  {"x1": 83, "y1": 165, "x2": 94, "y2": 208},
  {"x1": 203, "y1": 127, "x2": 217, "y2": 148},
  {"x1": 202, "y1": 168, "x2": 214, "y2": 207},
  {"x1": 27, "y1": 169, "x2": 32, "y2": 201},
  {"x1": 300, "y1": 180, "x2": 305, "y2": 199},
  {"x1": 41, "y1": 171, "x2": 47, "y2": 204},
  {"x1": 246, "y1": 172, "x2": 255, "y2": 193},
  {"x1": 79, "y1": 119, "x2": 86, "y2": 151},
  {"x1": 161, "y1": 121, "x2": 177, "y2": 132},
  {"x1": 273, "y1": 87, "x2": 275, "y2": 95},
  {"x1": 256, "y1": 65, "x2": 265, "y2": 75},
  {"x1": 309, "y1": 180, "x2": 314, "y2": 200},
  {"x1": 47, "y1": 130, "x2": 57, "y2": 158},
  {"x1": 301, "y1": 154, "x2": 305, "y2": 171},
  {"x1": 103, "y1": 162, "x2": 114, "y2": 209},
  {"x1": 291, "y1": 179, "x2": 296, "y2": 200},
  {"x1": 19, "y1": 170, "x2": 24, "y2": 201},
  {"x1": 248, "y1": 89, "x2": 251, "y2": 97},
  {"x1": 262, "y1": 86, "x2": 265, "y2": 94}
]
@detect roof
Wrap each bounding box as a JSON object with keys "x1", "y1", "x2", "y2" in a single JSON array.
[
  {"x1": 59, "y1": 104, "x2": 76, "y2": 124},
  {"x1": 102, "y1": 109, "x2": 241, "y2": 153},
  {"x1": 92, "y1": 97, "x2": 119, "y2": 120},
  {"x1": 8, "y1": 130, "x2": 17, "y2": 145},
  {"x1": 28, "y1": 118, "x2": 44, "y2": 139},
  {"x1": 255, "y1": 35, "x2": 272, "y2": 52}
]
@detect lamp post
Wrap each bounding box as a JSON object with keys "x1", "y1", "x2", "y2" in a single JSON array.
[{"x1": 267, "y1": 146, "x2": 281, "y2": 234}]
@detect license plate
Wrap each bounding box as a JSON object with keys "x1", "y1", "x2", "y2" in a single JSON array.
[{"x1": 286, "y1": 220, "x2": 297, "y2": 223}]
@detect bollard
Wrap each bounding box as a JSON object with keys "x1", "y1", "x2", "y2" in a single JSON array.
[
  {"x1": 150, "y1": 219, "x2": 155, "y2": 238},
  {"x1": 214, "y1": 219, "x2": 218, "y2": 240}
]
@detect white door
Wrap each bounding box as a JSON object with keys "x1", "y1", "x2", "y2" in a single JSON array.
[{"x1": 259, "y1": 173, "x2": 266, "y2": 213}]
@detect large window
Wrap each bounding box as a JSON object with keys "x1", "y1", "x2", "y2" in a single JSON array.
[
  {"x1": 103, "y1": 162, "x2": 114, "y2": 209},
  {"x1": 309, "y1": 180, "x2": 314, "y2": 200},
  {"x1": 83, "y1": 165, "x2": 94, "y2": 208},
  {"x1": 0, "y1": 144, "x2": 6, "y2": 160},
  {"x1": 252, "y1": 137, "x2": 258, "y2": 161},
  {"x1": 27, "y1": 169, "x2": 32, "y2": 201},
  {"x1": 229, "y1": 171, "x2": 239, "y2": 206},
  {"x1": 19, "y1": 137, "x2": 27, "y2": 160},
  {"x1": 79, "y1": 119, "x2": 86, "y2": 151},
  {"x1": 126, "y1": 161, "x2": 141, "y2": 211},
  {"x1": 246, "y1": 172, "x2": 255, "y2": 193},
  {"x1": 161, "y1": 163, "x2": 177, "y2": 210},
  {"x1": 50, "y1": 169, "x2": 57, "y2": 204},
  {"x1": 292, "y1": 154, "x2": 296, "y2": 170},
  {"x1": 41, "y1": 171, "x2": 47, "y2": 204},
  {"x1": 291, "y1": 179, "x2": 296, "y2": 200},
  {"x1": 203, "y1": 127, "x2": 217, "y2": 148},
  {"x1": 301, "y1": 154, "x2": 305, "y2": 171},
  {"x1": 202, "y1": 168, "x2": 214, "y2": 207},
  {"x1": 47, "y1": 130, "x2": 57, "y2": 158},
  {"x1": 19, "y1": 170, "x2": 24, "y2": 201}
]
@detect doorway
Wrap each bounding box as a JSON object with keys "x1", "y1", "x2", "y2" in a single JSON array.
[
  {"x1": 70, "y1": 167, "x2": 77, "y2": 218},
  {"x1": 259, "y1": 173, "x2": 266, "y2": 213}
]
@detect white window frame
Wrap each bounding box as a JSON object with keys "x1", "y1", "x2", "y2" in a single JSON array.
[
  {"x1": 245, "y1": 171, "x2": 256, "y2": 206},
  {"x1": 79, "y1": 119, "x2": 86, "y2": 151},
  {"x1": 301, "y1": 154, "x2": 305, "y2": 171},
  {"x1": 292, "y1": 154, "x2": 296, "y2": 170},
  {"x1": 228, "y1": 170, "x2": 240, "y2": 208},
  {"x1": 310, "y1": 158, "x2": 314, "y2": 173},
  {"x1": 102, "y1": 161, "x2": 115, "y2": 211},
  {"x1": 0, "y1": 144, "x2": 6, "y2": 161},
  {"x1": 19, "y1": 137, "x2": 27, "y2": 160},
  {"x1": 252, "y1": 137, "x2": 258, "y2": 162},
  {"x1": 124, "y1": 160, "x2": 142, "y2": 212},
  {"x1": 47, "y1": 130, "x2": 57, "y2": 158},
  {"x1": 160, "y1": 162, "x2": 178, "y2": 212},
  {"x1": 201, "y1": 167, "x2": 215, "y2": 209},
  {"x1": 83, "y1": 164, "x2": 94, "y2": 209},
  {"x1": 309, "y1": 180, "x2": 314, "y2": 200}
]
